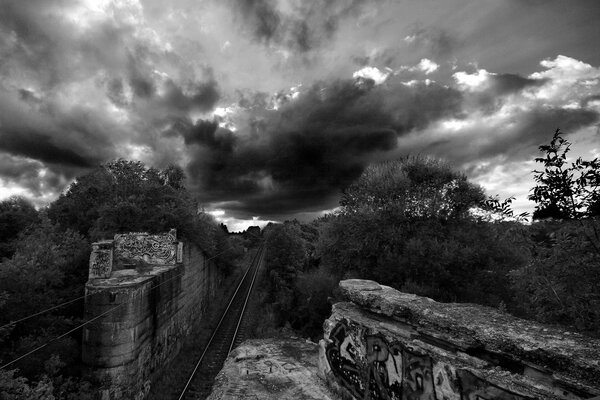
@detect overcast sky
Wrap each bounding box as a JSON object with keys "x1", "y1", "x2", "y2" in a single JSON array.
[{"x1": 0, "y1": 0, "x2": 599, "y2": 231}]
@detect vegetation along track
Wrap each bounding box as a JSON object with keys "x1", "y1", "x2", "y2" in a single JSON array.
[{"x1": 177, "y1": 244, "x2": 265, "y2": 400}]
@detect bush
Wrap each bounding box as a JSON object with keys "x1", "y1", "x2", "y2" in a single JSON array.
[
  {"x1": 512, "y1": 220, "x2": 600, "y2": 332},
  {"x1": 318, "y1": 214, "x2": 526, "y2": 307},
  {"x1": 0, "y1": 197, "x2": 39, "y2": 260}
]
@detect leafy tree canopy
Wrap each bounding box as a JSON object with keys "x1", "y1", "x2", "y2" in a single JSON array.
[
  {"x1": 529, "y1": 129, "x2": 600, "y2": 220},
  {"x1": 0, "y1": 196, "x2": 40, "y2": 260},
  {"x1": 48, "y1": 160, "x2": 195, "y2": 241},
  {"x1": 340, "y1": 156, "x2": 485, "y2": 220}
]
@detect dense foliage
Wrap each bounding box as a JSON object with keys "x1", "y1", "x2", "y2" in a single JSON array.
[
  {"x1": 0, "y1": 160, "x2": 243, "y2": 398},
  {"x1": 260, "y1": 221, "x2": 331, "y2": 339},
  {"x1": 530, "y1": 129, "x2": 600, "y2": 220},
  {"x1": 520, "y1": 129, "x2": 600, "y2": 331},
  {"x1": 0, "y1": 215, "x2": 92, "y2": 399},
  {"x1": 512, "y1": 220, "x2": 600, "y2": 331},
  {"x1": 49, "y1": 160, "x2": 195, "y2": 239},
  {"x1": 262, "y1": 140, "x2": 600, "y2": 339},
  {"x1": 340, "y1": 157, "x2": 485, "y2": 220},
  {"x1": 0, "y1": 197, "x2": 40, "y2": 260},
  {"x1": 320, "y1": 156, "x2": 522, "y2": 307}
]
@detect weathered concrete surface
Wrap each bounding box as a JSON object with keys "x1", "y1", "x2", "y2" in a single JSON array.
[
  {"x1": 207, "y1": 339, "x2": 340, "y2": 400},
  {"x1": 319, "y1": 279, "x2": 600, "y2": 400}
]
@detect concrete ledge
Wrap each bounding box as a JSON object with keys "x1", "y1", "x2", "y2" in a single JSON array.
[{"x1": 318, "y1": 279, "x2": 600, "y2": 400}]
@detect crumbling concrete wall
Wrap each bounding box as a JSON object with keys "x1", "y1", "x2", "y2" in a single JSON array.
[
  {"x1": 319, "y1": 279, "x2": 600, "y2": 400},
  {"x1": 82, "y1": 231, "x2": 224, "y2": 400}
]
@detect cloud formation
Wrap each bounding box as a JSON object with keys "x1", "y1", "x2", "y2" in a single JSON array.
[
  {"x1": 0, "y1": 0, "x2": 599, "y2": 227},
  {"x1": 172, "y1": 75, "x2": 469, "y2": 220}
]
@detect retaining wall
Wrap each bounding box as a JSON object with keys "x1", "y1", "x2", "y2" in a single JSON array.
[{"x1": 82, "y1": 231, "x2": 224, "y2": 400}]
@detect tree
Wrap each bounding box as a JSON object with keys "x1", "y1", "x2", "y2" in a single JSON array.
[
  {"x1": 480, "y1": 195, "x2": 529, "y2": 222},
  {"x1": 47, "y1": 159, "x2": 242, "y2": 277},
  {"x1": 161, "y1": 164, "x2": 186, "y2": 190},
  {"x1": 243, "y1": 226, "x2": 262, "y2": 247},
  {"x1": 260, "y1": 220, "x2": 332, "y2": 339},
  {"x1": 263, "y1": 224, "x2": 308, "y2": 319},
  {"x1": 529, "y1": 128, "x2": 600, "y2": 220},
  {"x1": 511, "y1": 220, "x2": 600, "y2": 332},
  {"x1": 0, "y1": 197, "x2": 40, "y2": 260},
  {"x1": 510, "y1": 129, "x2": 600, "y2": 332},
  {"x1": 317, "y1": 156, "x2": 523, "y2": 307},
  {"x1": 48, "y1": 160, "x2": 199, "y2": 241},
  {"x1": 0, "y1": 217, "x2": 89, "y2": 334},
  {"x1": 0, "y1": 217, "x2": 90, "y2": 386},
  {"x1": 340, "y1": 156, "x2": 485, "y2": 220}
]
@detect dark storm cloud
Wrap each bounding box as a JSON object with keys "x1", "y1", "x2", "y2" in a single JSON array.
[
  {"x1": 177, "y1": 75, "x2": 464, "y2": 219},
  {"x1": 0, "y1": 129, "x2": 96, "y2": 168},
  {"x1": 427, "y1": 107, "x2": 599, "y2": 175},
  {"x1": 0, "y1": 154, "x2": 42, "y2": 185},
  {"x1": 0, "y1": 154, "x2": 71, "y2": 197},
  {"x1": 231, "y1": 0, "x2": 380, "y2": 52},
  {"x1": 0, "y1": 0, "x2": 220, "y2": 198},
  {"x1": 106, "y1": 78, "x2": 128, "y2": 106},
  {"x1": 0, "y1": 85, "x2": 114, "y2": 171},
  {"x1": 130, "y1": 76, "x2": 156, "y2": 99},
  {"x1": 18, "y1": 89, "x2": 42, "y2": 104},
  {"x1": 159, "y1": 79, "x2": 220, "y2": 114},
  {"x1": 497, "y1": 107, "x2": 599, "y2": 159},
  {"x1": 489, "y1": 74, "x2": 547, "y2": 95},
  {"x1": 582, "y1": 94, "x2": 600, "y2": 108},
  {"x1": 0, "y1": 0, "x2": 134, "y2": 88},
  {"x1": 1, "y1": 0, "x2": 599, "y2": 223},
  {"x1": 471, "y1": 74, "x2": 548, "y2": 114},
  {"x1": 181, "y1": 120, "x2": 235, "y2": 151}
]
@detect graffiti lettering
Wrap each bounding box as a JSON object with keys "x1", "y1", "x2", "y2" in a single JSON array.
[
  {"x1": 457, "y1": 370, "x2": 529, "y2": 400},
  {"x1": 114, "y1": 231, "x2": 177, "y2": 265},
  {"x1": 402, "y1": 348, "x2": 436, "y2": 400},
  {"x1": 326, "y1": 321, "x2": 531, "y2": 400},
  {"x1": 326, "y1": 321, "x2": 365, "y2": 399},
  {"x1": 89, "y1": 247, "x2": 112, "y2": 279}
]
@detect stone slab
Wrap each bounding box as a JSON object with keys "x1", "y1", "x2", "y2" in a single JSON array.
[{"x1": 207, "y1": 339, "x2": 340, "y2": 400}]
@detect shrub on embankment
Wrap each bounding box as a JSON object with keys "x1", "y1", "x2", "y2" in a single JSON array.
[{"x1": 261, "y1": 149, "x2": 600, "y2": 340}]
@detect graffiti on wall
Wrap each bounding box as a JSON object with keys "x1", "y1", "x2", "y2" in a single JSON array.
[
  {"x1": 325, "y1": 320, "x2": 531, "y2": 400},
  {"x1": 89, "y1": 242, "x2": 113, "y2": 279},
  {"x1": 457, "y1": 370, "x2": 530, "y2": 400},
  {"x1": 114, "y1": 230, "x2": 177, "y2": 265}
]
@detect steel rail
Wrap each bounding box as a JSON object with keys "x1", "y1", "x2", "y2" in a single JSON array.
[
  {"x1": 177, "y1": 245, "x2": 264, "y2": 400},
  {"x1": 227, "y1": 246, "x2": 264, "y2": 354}
]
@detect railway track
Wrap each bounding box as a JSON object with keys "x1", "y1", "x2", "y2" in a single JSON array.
[{"x1": 177, "y1": 245, "x2": 265, "y2": 400}]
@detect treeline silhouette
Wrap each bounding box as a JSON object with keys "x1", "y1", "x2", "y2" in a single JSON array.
[
  {"x1": 260, "y1": 130, "x2": 600, "y2": 341},
  {"x1": 0, "y1": 160, "x2": 244, "y2": 399}
]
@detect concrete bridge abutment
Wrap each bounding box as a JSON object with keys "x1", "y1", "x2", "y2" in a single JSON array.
[{"x1": 82, "y1": 230, "x2": 225, "y2": 400}]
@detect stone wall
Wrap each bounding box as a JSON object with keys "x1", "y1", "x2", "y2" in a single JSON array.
[
  {"x1": 319, "y1": 279, "x2": 600, "y2": 400},
  {"x1": 82, "y1": 231, "x2": 225, "y2": 400}
]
